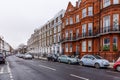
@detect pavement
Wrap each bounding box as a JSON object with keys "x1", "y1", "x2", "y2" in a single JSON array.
[{"x1": 0, "y1": 55, "x2": 120, "y2": 80}]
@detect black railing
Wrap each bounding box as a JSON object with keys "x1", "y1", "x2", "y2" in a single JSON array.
[
  {"x1": 99, "y1": 26, "x2": 120, "y2": 34},
  {"x1": 61, "y1": 26, "x2": 120, "y2": 42}
]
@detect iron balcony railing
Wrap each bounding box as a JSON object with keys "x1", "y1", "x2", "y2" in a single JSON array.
[
  {"x1": 99, "y1": 26, "x2": 120, "y2": 34},
  {"x1": 61, "y1": 25, "x2": 120, "y2": 42}
]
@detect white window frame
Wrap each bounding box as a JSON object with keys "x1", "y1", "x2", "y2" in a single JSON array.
[
  {"x1": 88, "y1": 41, "x2": 92, "y2": 52},
  {"x1": 113, "y1": 14, "x2": 119, "y2": 30},
  {"x1": 113, "y1": 0, "x2": 119, "y2": 4},
  {"x1": 88, "y1": 7, "x2": 93, "y2": 16},
  {"x1": 66, "y1": 18, "x2": 68, "y2": 25},
  {"x1": 88, "y1": 23, "x2": 93, "y2": 36},
  {"x1": 65, "y1": 44, "x2": 68, "y2": 52},
  {"x1": 82, "y1": 8, "x2": 87, "y2": 18},
  {"x1": 103, "y1": 15, "x2": 110, "y2": 32},
  {"x1": 70, "y1": 43, "x2": 72, "y2": 52},
  {"x1": 103, "y1": 38, "x2": 110, "y2": 47},
  {"x1": 103, "y1": 0, "x2": 111, "y2": 8},
  {"x1": 82, "y1": 24, "x2": 87, "y2": 37},
  {"x1": 70, "y1": 17, "x2": 73, "y2": 24},
  {"x1": 76, "y1": 15, "x2": 80, "y2": 23},
  {"x1": 82, "y1": 41, "x2": 86, "y2": 52}
]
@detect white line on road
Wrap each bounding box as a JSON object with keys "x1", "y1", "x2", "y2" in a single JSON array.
[
  {"x1": 39, "y1": 65, "x2": 56, "y2": 71},
  {"x1": 7, "y1": 62, "x2": 14, "y2": 80},
  {"x1": 70, "y1": 74, "x2": 89, "y2": 80},
  {"x1": 0, "y1": 67, "x2": 4, "y2": 74}
]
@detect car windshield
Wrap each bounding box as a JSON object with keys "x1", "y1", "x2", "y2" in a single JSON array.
[{"x1": 93, "y1": 55, "x2": 103, "y2": 59}]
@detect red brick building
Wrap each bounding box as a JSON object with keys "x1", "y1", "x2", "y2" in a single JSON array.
[{"x1": 61, "y1": 0, "x2": 120, "y2": 61}]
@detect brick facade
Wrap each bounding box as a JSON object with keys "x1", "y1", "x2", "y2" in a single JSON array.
[{"x1": 62, "y1": 0, "x2": 120, "y2": 61}]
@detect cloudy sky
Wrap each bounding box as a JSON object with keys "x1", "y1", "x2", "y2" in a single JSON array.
[{"x1": 0, "y1": 0, "x2": 76, "y2": 49}]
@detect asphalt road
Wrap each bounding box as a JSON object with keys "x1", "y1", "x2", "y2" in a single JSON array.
[{"x1": 0, "y1": 55, "x2": 120, "y2": 80}]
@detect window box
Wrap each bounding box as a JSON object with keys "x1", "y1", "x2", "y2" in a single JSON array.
[{"x1": 103, "y1": 45, "x2": 110, "y2": 51}]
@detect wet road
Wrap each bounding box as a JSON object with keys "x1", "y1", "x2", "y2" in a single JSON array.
[{"x1": 0, "y1": 55, "x2": 120, "y2": 80}]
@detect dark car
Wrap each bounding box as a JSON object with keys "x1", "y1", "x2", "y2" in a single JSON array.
[
  {"x1": 47, "y1": 54, "x2": 59, "y2": 62},
  {"x1": 0, "y1": 53, "x2": 5, "y2": 64}
]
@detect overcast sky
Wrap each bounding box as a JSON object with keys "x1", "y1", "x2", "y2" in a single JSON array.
[{"x1": 0, "y1": 0, "x2": 76, "y2": 49}]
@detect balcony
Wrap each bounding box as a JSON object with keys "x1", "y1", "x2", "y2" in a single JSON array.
[
  {"x1": 61, "y1": 26, "x2": 120, "y2": 43},
  {"x1": 98, "y1": 26, "x2": 120, "y2": 35}
]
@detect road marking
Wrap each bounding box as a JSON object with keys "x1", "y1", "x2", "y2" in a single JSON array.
[
  {"x1": 7, "y1": 62, "x2": 14, "y2": 80},
  {"x1": 70, "y1": 74, "x2": 89, "y2": 80},
  {"x1": 0, "y1": 67, "x2": 4, "y2": 74},
  {"x1": 39, "y1": 65, "x2": 56, "y2": 71}
]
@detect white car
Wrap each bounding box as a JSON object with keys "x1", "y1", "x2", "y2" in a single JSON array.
[
  {"x1": 79, "y1": 55, "x2": 109, "y2": 68},
  {"x1": 24, "y1": 54, "x2": 32, "y2": 59}
]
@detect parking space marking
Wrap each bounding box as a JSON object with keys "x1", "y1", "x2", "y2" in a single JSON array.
[
  {"x1": 70, "y1": 74, "x2": 89, "y2": 80},
  {"x1": 39, "y1": 65, "x2": 56, "y2": 71}
]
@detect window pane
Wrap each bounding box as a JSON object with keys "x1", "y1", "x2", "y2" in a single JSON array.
[{"x1": 113, "y1": 0, "x2": 119, "y2": 4}]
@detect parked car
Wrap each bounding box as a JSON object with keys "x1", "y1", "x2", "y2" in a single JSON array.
[
  {"x1": 79, "y1": 55, "x2": 109, "y2": 68},
  {"x1": 58, "y1": 55, "x2": 80, "y2": 64},
  {"x1": 0, "y1": 53, "x2": 5, "y2": 64},
  {"x1": 113, "y1": 57, "x2": 120, "y2": 72},
  {"x1": 23, "y1": 54, "x2": 32, "y2": 59},
  {"x1": 18, "y1": 54, "x2": 25, "y2": 58},
  {"x1": 47, "y1": 54, "x2": 59, "y2": 62}
]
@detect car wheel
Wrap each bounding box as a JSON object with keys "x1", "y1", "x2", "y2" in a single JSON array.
[
  {"x1": 79, "y1": 61, "x2": 84, "y2": 66},
  {"x1": 116, "y1": 66, "x2": 120, "y2": 72},
  {"x1": 95, "y1": 63, "x2": 100, "y2": 69},
  {"x1": 68, "y1": 61, "x2": 71, "y2": 64}
]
